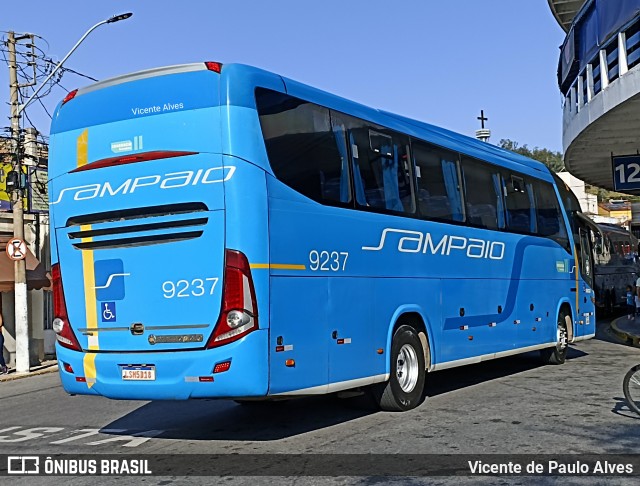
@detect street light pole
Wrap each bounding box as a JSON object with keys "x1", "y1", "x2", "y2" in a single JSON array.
[
  {"x1": 18, "y1": 13, "x2": 133, "y2": 117},
  {"x1": 8, "y1": 12, "x2": 132, "y2": 373}
]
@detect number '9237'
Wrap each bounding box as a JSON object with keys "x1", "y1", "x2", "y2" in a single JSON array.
[
  {"x1": 162, "y1": 278, "x2": 219, "y2": 298},
  {"x1": 309, "y1": 250, "x2": 349, "y2": 271}
]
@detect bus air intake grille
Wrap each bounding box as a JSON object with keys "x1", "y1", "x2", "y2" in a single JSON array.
[
  {"x1": 67, "y1": 217, "x2": 208, "y2": 240},
  {"x1": 66, "y1": 202, "x2": 208, "y2": 227},
  {"x1": 71, "y1": 231, "x2": 204, "y2": 250},
  {"x1": 66, "y1": 202, "x2": 210, "y2": 250}
]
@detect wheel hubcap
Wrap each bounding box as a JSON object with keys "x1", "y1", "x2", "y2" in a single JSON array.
[
  {"x1": 396, "y1": 344, "x2": 419, "y2": 393},
  {"x1": 556, "y1": 321, "x2": 568, "y2": 351}
]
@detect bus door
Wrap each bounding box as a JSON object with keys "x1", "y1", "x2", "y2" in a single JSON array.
[{"x1": 575, "y1": 226, "x2": 595, "y2": 337}]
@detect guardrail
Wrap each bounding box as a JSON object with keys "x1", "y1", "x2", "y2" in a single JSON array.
[{"x1": 564, "y1": 18, "x2": 640, "y2": 118}]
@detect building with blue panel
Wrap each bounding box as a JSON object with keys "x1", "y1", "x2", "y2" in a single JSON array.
[{"x1": 549, "y1": 0, "x2": 640, "y2": 192}]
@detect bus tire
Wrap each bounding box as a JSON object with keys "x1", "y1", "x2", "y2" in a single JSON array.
[
  {"x1": 371, "y1": 325, "x2": 426, "y2": 412},
  {"x1": 539, "y1": 309, "x2": 570, "y2": 365}
]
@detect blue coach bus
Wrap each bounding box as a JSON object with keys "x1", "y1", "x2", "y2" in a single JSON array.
[{"x1": 48, "y1": 62, "x2": 595, "y2": 411}]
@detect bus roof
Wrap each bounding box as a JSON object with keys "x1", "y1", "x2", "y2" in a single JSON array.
[{"x1": 54, "y1": 61, "x2": 552, "y2": 178}]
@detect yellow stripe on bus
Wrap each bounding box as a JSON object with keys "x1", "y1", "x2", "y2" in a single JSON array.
[
  {"x1": 250, "y1": 263, "x2": 306, "y2": 270},
  {"x1": 77, "y1": 130, "x2": 98, "y2": 387},
  {"x1": 77, "y1": 129, "x2": 88, "y2": 168},
  {"x1": 83, "y1": 353, "x2": 97, "y2": 387},
  {"x1": 81, "y1": 226, "x2": 99, "y2": 390},
  {"x1": 574, "y1": 245, "x2": 579, "y2": 318}
]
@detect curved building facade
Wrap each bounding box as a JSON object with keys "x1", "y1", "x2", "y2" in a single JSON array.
[{"x1": 553, "y1": 0, "x2": 640, "y2": 192}]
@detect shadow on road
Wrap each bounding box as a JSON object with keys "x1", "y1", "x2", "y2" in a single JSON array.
[
  {"x1": 102, "y1": 393, "x2": 377, "y2": 442},
  {"x1": 424, "y1": 347, "x2": 586, "y2": 398},
  {"x1": 611, "y1": 395, "x2": 640, "y2": 419},
  {"x1": 100, "y1": 348, "x2": 591, "y2": 442}
]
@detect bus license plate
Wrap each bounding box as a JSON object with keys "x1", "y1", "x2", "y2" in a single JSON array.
[{"x1": 121, "y1": 366, "x2": 156, "y2": 381}]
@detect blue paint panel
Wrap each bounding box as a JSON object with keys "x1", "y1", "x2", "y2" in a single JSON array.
[
  {"x1": 223, "y1": 157, "x2": 270, "y2": 329},
  {"x1": 515, "y1": 280, "x2": 559, "y2": 348},
  {"x1": 95, "y1": 259, "x2": 125, "y2": 301},
  {"x1": 56, "y1": 330, "x2": 269, "y2": 399},
  {"x1": 268, "y1": 277, "x2": 329, "y2": 394},
  {"x1": 48, "y1": 107, "x2": 223, "y2": 181},
  {"x1": 56, "y1": 209, "x2": 225, "y2": 352},
  {"x1": 328, "y1": 278, "x2": 375, "y2": 384},
  {"x1": 49, "y1": 153, "x2": 227, "y2": 229},
  {"x1": 440, "y1": 279, "x2": 514, "y2": 363},
  {"x1": 51, "y1": 69, "x2": 219, "y2": 134}
]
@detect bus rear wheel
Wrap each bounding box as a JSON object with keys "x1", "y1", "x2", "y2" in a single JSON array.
[
  {"x1": 540, "y1": 309, "x2": 569, "y2": 365},
  {"x1": 371, "y1": 325, "x2": 426, "y2": 411}
]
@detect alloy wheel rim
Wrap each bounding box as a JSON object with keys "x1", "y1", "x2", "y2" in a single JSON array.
[{"x1": 396, "y1": 344, "x2": 419, "y2": 393}]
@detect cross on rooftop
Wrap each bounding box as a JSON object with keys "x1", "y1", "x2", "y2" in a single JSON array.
[{"x1": 477, "y1": 110, "x2": 488, "y2": 129}]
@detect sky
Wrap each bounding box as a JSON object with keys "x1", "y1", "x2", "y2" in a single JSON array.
[{"x1": 1, "y1": 0, "x2": 568, "y2": 152}]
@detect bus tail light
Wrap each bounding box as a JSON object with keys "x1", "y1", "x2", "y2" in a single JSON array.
[
  {"x1": 205, "y1": 62, "x2": 222, "y2": 73},
  {"x1": 61, "y1": 89, "x2": 78, "y2": 106},
  {"x1": 51, "y1": 263, "x2": 82, "y2": 351},
  {"x1": 70, "y1": 150, "x2": 198, "y2": 173},
  {"x1": 206, "y1": 250, "x2": 258, "y2": 348}
]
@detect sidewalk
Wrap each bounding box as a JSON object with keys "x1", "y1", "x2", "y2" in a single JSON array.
[
  {"x1": 0, "y1": 360, "x2": 58, "y2": 382},
  {"x1": 610, "y1": 315, "x2": 640, "y2": 347}
]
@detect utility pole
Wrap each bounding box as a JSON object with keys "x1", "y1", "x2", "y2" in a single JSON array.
[
  {"x1": 5, "y1": 14, "x2": 132, "y2": 373},
  {"x1": 7, "y1": 31, "x2": 30, "y2": 373}
]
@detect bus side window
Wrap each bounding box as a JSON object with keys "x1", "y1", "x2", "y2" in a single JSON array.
[
  {"x1": 534, "y1": 181, "x2": 570, "y2": 252},
  {"x1": 255, "y1": 88, "x2": 351, "y2": 206},
  {"x1": 412, "y1": 140, "x2": 464, "y2": 222},
  {"x1": 460, "y1": 156, "x2": 503, "y2": 230},
  {"x1": 503, "y1": 172, "x2": 535, "y2": 233},
  {"x1": 338, "y1": 116, "x2": 415, "y2": 215}
]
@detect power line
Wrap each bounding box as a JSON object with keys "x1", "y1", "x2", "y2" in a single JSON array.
[{"x1": 1, "y1": 32, "x2": 99, "y2": 129}]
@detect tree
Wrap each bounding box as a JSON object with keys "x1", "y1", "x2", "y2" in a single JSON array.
[
  {"x1": 498, "y1": 139, "x2": 640, "y2": 202},
  {"x1": 498, "y1": 139, "x2": 564, "y2": 172}
]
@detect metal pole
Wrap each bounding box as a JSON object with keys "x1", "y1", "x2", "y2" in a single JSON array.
[
  {"x1": 7, "y1": 31, "x2": 30, "y2": 373},
  {"x1": 18, "y1": 13, "x2": 133, "y2": 116}
]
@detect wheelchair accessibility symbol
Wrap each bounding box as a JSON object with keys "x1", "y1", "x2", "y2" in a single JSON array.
[{"x1": 101, "y1": 302, "x2": 117, "y2": 322}]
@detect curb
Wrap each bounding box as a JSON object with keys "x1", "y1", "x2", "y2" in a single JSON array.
[
  {"x1": 610, "y1": 317, "x2": 640, "y2": 347},
  {"x1": 0, "y1": 364, "x2": 59, "y2": 382}
]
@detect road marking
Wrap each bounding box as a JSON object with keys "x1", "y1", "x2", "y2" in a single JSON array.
[
  {"x1": 0, "y1": 426, "x2": 165, "y2": 448},
  {"x1": 85, "y1": 430, "x2": 164, "y2": 447},
  {"x1": 0, "y1": 427, "x2": 65, "y2": 443},
  {"x1": 50, "y1": 428, "x2": 123, "y2": 444}
]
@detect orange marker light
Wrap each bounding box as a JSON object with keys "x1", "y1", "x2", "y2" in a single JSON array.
[{"x1": 285, "y1": 359, "x2": 295, "y2": 367}]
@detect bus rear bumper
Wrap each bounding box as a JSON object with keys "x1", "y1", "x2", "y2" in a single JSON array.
[{"x1": 55, "y1": 330, "x2": 268, "y2": 400}]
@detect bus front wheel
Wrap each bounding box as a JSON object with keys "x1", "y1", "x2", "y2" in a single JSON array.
[
  {"x1": 539, "y1": 309, "x2": 570, "y2": 365},
  {"x1": 371, "y1": 325, "x2": 426, "y2": 412}
]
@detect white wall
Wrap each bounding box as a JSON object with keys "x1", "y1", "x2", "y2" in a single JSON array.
[{"x1": 557, "y1": 171, "x2": 598, "y2": 214}]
